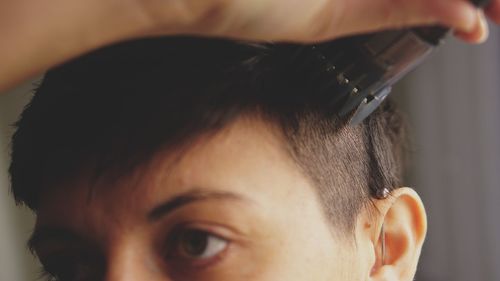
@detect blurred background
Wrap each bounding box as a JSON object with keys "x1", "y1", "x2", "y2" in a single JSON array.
[{"x1": 1, "y1": 26, "x2": 499, "y2": 281}]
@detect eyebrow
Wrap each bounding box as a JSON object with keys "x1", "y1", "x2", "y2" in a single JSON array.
[
  {"x1": 28, "y1": 190, "x2": 250, "y2": 252},
  {"x1": 27, "y1": 226, "x2": 83, "y2": 255},
  {"x1": 148, "y1": 190, "x2": 250, "y2": 222}
]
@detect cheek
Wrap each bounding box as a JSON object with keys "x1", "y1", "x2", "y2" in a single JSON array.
[{"x1": 236, "y1": 222, "x2": 348, "y2": 281}]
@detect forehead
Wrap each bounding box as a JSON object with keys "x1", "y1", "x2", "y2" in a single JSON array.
[{"x1": 35, "y1": 117, "x2": 320, "y2": 228}]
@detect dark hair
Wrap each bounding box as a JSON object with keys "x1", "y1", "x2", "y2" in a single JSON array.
[{"x1": 9, "y1": 37, "x2": 405, "y2": 233}]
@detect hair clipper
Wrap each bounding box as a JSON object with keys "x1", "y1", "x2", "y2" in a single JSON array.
[{"x1": 314, "y1": 0, "x2": 491, "y2": 125}]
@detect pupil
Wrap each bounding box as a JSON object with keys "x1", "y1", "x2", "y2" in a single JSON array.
[{"x1": 182, "y1": 230, "x2": 208, "y2": 256}]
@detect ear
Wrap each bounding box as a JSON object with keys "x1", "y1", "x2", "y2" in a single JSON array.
[{"x1": 368, "y1": 187, "x2": 427, "y2": 281}]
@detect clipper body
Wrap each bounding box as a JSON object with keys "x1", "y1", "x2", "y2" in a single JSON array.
[{"x1": 316, "y1": 0, "x2": 490, "y2": 124}]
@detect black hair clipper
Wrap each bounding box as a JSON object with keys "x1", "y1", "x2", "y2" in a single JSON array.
[{"x1": 314, "y1": 0, "x2": 490, "y2": 125}]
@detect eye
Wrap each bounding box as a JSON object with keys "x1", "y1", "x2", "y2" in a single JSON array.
[
  {"x1": 168, "y1": 228, "x2": 229, "y2": 260},
  {"x1": 41, "y1": 261, "x2": 90, "y2": 281},
  {"x1": 39, "y1": 254, "x2": 103, "y2": 281}
]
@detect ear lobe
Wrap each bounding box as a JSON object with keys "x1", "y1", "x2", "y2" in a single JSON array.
[{"x1": 370, "y1": 187, "x2": 427, "y2": 281}]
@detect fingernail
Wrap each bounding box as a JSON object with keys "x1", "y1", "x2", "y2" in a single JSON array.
[{"x1": 477, "y1": 12, "x2": 489, "y2": 43}]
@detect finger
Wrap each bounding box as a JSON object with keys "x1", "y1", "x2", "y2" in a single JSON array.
[
  {"x1": 317, "y1": 0, "x2": 480, "y2": 41},
  {"x1": 485, "y1": 0, "x2": 500, "y2": 23},
  {"x1": 427, "y1": 0, "x2": 480, "y2": 32},
  {"x1": 454, "y1": 10, "x2": 489, "y2": 43}
]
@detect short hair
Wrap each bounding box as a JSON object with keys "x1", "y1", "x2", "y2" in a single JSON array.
[{"x1": 9, "y1": 37, "x2": 405, "y2": 233}]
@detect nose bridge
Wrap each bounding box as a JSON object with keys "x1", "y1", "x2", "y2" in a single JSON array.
[{"x1": 104, "y1": 237, "x2": 166, "y2": 281}]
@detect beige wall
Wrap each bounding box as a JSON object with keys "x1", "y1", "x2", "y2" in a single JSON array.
[
  {"x1": 0, "y1": 80, "x2": 39, "y2": 281},
  {"x1": 402, "y1": 27, "x2": 500, "y2": 281}
]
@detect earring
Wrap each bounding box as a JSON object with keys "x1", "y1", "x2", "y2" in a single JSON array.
[
  {"x1": 380, "y1": 224, "x2": 386, "y2": 265},
  {"x1": 375, "y1": 187, "x2": 390, "y2": 199},
  {"x1": 374, "y1": 188, "x2": 389, "y2": 264}
]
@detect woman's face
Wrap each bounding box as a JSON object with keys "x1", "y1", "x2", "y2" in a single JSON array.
[{"x1": 30, "y1": 117, "x2": 424, "y2": 281}]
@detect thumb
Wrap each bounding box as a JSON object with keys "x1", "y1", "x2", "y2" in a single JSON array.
[{"x1": 309, "y1": 0, "x2": 480, "y2": 41}]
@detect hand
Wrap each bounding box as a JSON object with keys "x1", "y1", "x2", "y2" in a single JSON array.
[
  {"x1": 1, "y1": 0, "x2": 499, "y2": 92},
  {"x1": 137, "y1": 0, "x2": 499, "y2": 43}
]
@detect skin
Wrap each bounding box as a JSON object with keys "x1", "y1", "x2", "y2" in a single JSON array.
[
  {"x1": 31, "y1": 117, "x2": 427, "y2": 281},
  {"x1": 1, "y1": 0, "x2": 499, "y2": 92}
]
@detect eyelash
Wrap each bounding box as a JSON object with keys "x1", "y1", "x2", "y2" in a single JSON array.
[{"x1": 37, "y1": 253, "x2": 103, "y2": 281}]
